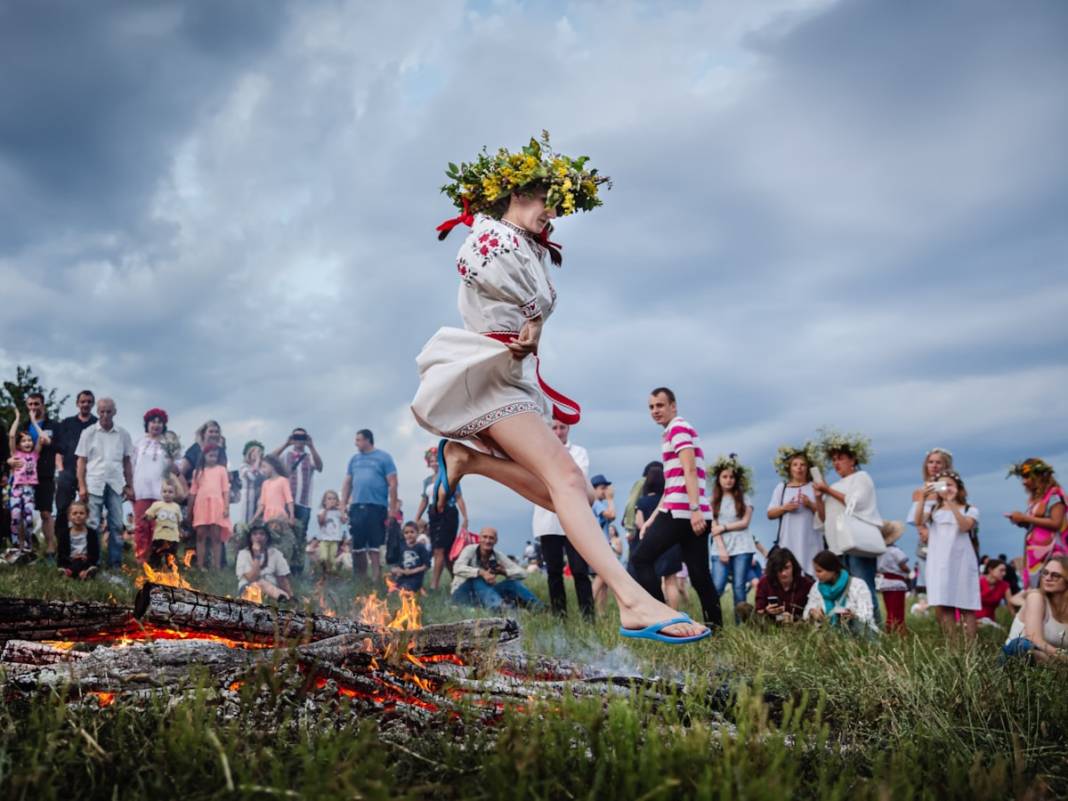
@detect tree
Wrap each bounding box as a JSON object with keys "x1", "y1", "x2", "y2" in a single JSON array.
[{"x1": 0, "y1": 365, "x2": 68, "y2": 431}]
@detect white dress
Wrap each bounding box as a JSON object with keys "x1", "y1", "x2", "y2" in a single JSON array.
[
  {"x1": 924, "y1": 505, "x2": 981, "y2": 610},
  {"x1": 769, "y1": 482, "x2": 823, "y2": 577},
  {"x1": 412, "y1": 215, "x2": 557, "y2": 441}
]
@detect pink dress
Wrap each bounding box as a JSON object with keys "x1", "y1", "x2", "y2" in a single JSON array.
[
  {"x1": 191, "y1": 465, "x2": 232, "y2": 540},
  {"x1": 259, "y1": 476, "x2": 293, "y2": 521}
]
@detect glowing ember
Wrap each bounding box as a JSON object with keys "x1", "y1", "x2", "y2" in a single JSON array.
[
  {"x1": 135, "y1": 555, "x2": 192, "y2": 590},
  {"x1": 241, "y1": 584, "x2": 263, "y2": 604},
  {"x1": 88, "y1": 691, "x2": 116, "y2": 707},
  {"x1": 41, "y1": 640, "x2": 77, "y2": 651}
]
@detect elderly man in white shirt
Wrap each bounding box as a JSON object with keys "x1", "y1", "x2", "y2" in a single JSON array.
[
  {"x1": 75, "y1": 397, "x2": 134, "y2": 568},
  {"x1": 531, "y1": 420, "x2": 594, "y2": 619}
]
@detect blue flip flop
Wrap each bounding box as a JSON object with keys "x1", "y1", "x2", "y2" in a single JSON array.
[
  {"x1": 432, "y1": 438, "x2": 458, "y2": 512},
  {"x1": 619, "y1": 615, "x2": 711, "y2": 644}
]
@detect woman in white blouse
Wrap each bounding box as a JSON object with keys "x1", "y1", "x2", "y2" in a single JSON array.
[
  {"x1": 132, "y1": 408, "x2": 170, "y2": 564},
  {"x1": 813, "y1": 435, "x2": 884, "y2": 626},
  {"x1": 803, "y1": 549, "x2": 878, "y2": 635}
]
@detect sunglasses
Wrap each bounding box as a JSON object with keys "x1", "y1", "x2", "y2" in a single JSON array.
[{"x1": 1040, "y1": 569, "x2": 1066, "y2": 581}]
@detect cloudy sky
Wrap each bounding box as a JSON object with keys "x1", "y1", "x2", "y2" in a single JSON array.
[{"x1": 2, "y1": 0, "x2": 1065, "y2": 559}]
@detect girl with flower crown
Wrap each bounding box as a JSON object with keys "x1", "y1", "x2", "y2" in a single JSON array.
[
  {"x1": 767, "y1": 444, "x2": 824, "y2": 579},
  {"x1": 412, "y1": 134, "x2": 707, "y2": 643},
  {"x1": 1006, "y1": 459, "x2": 1066, "y2": 589},
  {"x1": 908, "y1": 448, "x2": 954, "y2": 590}
]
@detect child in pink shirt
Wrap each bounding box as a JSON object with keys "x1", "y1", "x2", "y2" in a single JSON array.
[
  {"x1": 257, "y1": 454, "x2": 294, "y2": 523},
  {"x1": 188, "y1": 443, "x2": 231, "y2": 569}
]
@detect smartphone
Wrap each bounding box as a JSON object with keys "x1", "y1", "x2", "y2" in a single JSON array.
[
  {"x1": 767, "y1": 596, "x2": 780, "y2": 606},
  {"x1": 809, "y1": 466, "x2": 824, "y2": 487}
]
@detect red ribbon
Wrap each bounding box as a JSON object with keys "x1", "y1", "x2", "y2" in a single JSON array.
[
  {"x1": 436, "y1": 198, "x2": 475, "y2": 240},
  {"x1": 483, "y1": 332, "x2": 581, "y2": 425},
  {"x1": 538, "y1": 226, "x2": 563, "y2": 266}
]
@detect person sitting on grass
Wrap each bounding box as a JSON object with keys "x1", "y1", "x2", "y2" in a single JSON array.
[
  {"x1": 57, "y1": 500, "x2": 99, "y2": 580},
  {"x1": 978, "y1": 558, "x2": 1018, "y2": 628},
  {"x1": 803, "y1": 549, "x2": 878, "y2": 634},
  {"x1": 1002, "y1": 555, "x2": 1068, "y2": 664},
  {"x1": 754, "y1": 547, "x2": 813, "y2": 623},
  {"x1": 144, "y1": 478, "x2": 182, "y2": 568},
  {"x1": 390, "y1": 521, "x2": 431, "y2": 592},
  {"x1": 451, "y1": 527, "x2": 543, "y2": 611},
  {"x1": 236, "y1": 523, "x2": 293, "y2": 601}
]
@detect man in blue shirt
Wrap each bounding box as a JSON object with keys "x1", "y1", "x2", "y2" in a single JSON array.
[{"x1": 340, "y1": 429, "x2": 398, "y2": 582}]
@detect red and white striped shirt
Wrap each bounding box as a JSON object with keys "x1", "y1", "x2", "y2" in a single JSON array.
[{"x1": 661, "y1": 416, "x2": 712, "y2": 520}]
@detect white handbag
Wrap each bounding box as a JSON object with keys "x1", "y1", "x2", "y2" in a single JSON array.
[{"x1": 833, "y1": 498, "x2": 887, "y2": 557}]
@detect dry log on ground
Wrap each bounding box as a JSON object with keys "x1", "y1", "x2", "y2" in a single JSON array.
[
  {"x1": 134, "y1": 583, "x2": 376, "y2": 644},
  {"x1": 0, "y1": 597, "x2": 134, "y2": 644}
]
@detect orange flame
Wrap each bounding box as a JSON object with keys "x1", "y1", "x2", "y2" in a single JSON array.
[
  {"x1": 135, "y1": 554, "x2": 192, "y2": 590},
  {"x1": 358, "y1": 592, "x2": 390, "y2": 628},
  {"x1": 241, "y1": 583, "x2": 263, "y2": 604},
  {"x1": 388, "y1": 590, "x2": 422, "y2": 631}
]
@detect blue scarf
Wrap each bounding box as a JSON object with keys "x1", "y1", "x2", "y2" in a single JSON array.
[{"x1": 818, "y1": 570, "x2": 851, "y2": 620}]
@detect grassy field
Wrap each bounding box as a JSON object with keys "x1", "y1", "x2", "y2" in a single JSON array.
[{"x1": 0, "y1": 558, "x2": 1065, "y2": 800}]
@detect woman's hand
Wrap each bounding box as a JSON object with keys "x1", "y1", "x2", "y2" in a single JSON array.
[
  {"x1": 766, "y1": 603, "x2": 785, "y2": 616},
  {"x1": 507, "y1": 318, "x2": 543, "y2": 359},
  {"x1": 1006, "y1": 511, "x2": 1029, "y2": 527},
  {"x1": 918, "y1": 524, "x2": 929, "y2": 544},
  {"x1": 838, "y1": 609, "x2": 854, "y2": 621},
  {"x1": 809, "y1": 608, "x2": 825, "y2": 622},
  {"x1": 811, "y1": 480, "x2": 830, "y2": 495}
]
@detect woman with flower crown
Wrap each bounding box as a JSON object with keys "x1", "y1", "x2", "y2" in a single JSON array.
[
  {"x1": 1006, "y1": 458, "x2": 1066, "y2": 589},
  {"x1": 411, "y1": 133, "x2": 709, "y2": 643}
]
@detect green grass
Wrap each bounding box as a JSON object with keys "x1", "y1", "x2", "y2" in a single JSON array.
[{"x1": 1, "y1": 558, "x2": 1066, "y2": 800}]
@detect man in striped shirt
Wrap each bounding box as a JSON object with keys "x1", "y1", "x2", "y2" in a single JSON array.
[
  {"x1": 271, "y1": 427, "x2": 323, "y2": 574},
  {"x1": 629, "y1": 387, "x2": 722, "y2": 630}
]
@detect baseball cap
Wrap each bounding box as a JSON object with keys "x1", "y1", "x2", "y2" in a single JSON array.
[{"x1": 590, "y1": 474, "x2": 611, "y2": 487}]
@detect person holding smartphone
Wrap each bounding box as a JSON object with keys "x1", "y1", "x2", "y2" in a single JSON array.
[
  {"x1": 271, "y1": 427, "x2": 323, "y2": 575},
  {"x1": 755, "y1": 547, "x2": 813, "y2": 623}
]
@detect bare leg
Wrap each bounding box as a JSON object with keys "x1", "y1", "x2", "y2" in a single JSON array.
[
  {"x1": 42, "y1": 512, "x2": 55, "y2": 556},
  {"x1": 439, "y1": 442, "x2": 555, "y2": 511},
  {"x1": 368, "y1": 548, "x2": 381, "y2": 583},
  {"x1": 480, "y1": 413, "x2": 705, "y2": 638},
  {"x1": 431, "y1": 548, "x2": 447, "y2": 590},
  {"x1": 210, "y1": 526, "x2": 222, "y2": 571},
  {"x1": 592, "y1": 575, "x2": 608, "y2": 614},
  {"x1": 663, "y1": 576, "x2": 680, "y2": 610},
  {"x1": 961, "y1": 610, "x2": 977, "y2": 640},
  {"x1": 196, "y1": 527, "x2": 208, "y2": 569},
  {"x1": 354, "y1": 550, "x2": 367, "y2": 579}
]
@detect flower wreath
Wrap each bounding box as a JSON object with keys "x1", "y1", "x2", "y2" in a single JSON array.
[
  {"x1": 1007, "y1": 458, "x2": 1055, "y2": 479},
  {"x1": 817, "y1": 427, "x2": 873, "y2": 466},
  {"x1": 707, "y1": 453, "x2": 755, "y2": 495},
  {"x1": 436, "y1": 131, "x2": 610, "y2": 246},
  {"x1": 772, "y1": 442, "x2": 825, "y2": 481}
]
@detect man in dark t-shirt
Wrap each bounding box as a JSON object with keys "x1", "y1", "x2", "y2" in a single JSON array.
[{"x1": 53, "y1": 390, "x2": 98, "y2": 540}]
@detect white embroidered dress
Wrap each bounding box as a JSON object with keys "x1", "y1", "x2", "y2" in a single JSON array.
[{"x1": 412, "y1": 215, "x2": 557, "y2": 441}]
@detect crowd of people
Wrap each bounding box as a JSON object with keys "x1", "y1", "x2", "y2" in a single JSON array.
[{"x1": 2, "y1": 385, "x2": 1066, "y2": 662}]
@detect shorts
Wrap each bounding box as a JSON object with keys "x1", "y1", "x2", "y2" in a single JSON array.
[
  {"x1": 348, "y1": 504, "x2": 386, "y2": 551},
  {"x1": 429, "y1": 505, "x2": 459, "y2": 553},
  {"x1": 654, "y1": 543, "x2": 683, "y2": 577},
  {"x1": 34, "y1": 478, "x2": 55, "y2": 515},
  {"x1": 318, "y1": 540, "x2": 341, "y2": 563}
]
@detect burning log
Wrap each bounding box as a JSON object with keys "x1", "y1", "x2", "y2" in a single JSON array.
[
  {"x1": 298, "y1": 618, "x2": 520, "y2": 662},
  {"x1": 0, "y1": 639, "x2": 88, "y2": 665},
  {"x1": 0, "y1": 597, "x2": 134, "y2": 644},
  {"x1": 7, "y1": 640, "x2": 265, "y2": 694},
  {"x1": 133, "y1": 583, "x2": 376, "y2": 644}
]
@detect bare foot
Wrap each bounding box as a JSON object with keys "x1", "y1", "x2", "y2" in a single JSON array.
[
  {"x1": 436, "y1": 440, "x2": 473, "y2": 513},
  {"x1": 619, "y1": 598, "x2": 709, "y2": 638}
]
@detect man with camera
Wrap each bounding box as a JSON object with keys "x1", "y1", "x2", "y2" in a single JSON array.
[
  {"x1": 450, "y1": 527, "x2": 543, "y2": 610},
  {"x1": 271, "y1": 427, "x2": 323, "y2": 574}
]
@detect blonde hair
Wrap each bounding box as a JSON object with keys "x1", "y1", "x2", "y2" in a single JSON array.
[
  {"x1": 320, "y1": 489, "x2": 340, "y2": 509},
  {"x1": 922, "y1": 448, "x2": 954, "y2": 481}
]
